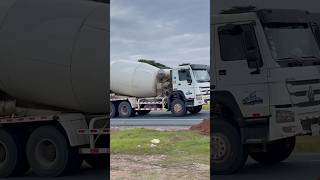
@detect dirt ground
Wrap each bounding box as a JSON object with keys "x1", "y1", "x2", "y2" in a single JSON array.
[
  {"x1": 111, "y1": 155, "x2": 209, "y2": 180},
  {"x1": 190, "y1": 119, "x2": 210, "y2": 135}
]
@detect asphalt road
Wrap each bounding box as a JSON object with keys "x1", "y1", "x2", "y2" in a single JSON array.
[
  {"x1": 213, "y1": 153, "x2": 320, "y2": 180},
  {"x1": 3, "y1": 163, "x2": 108, "y2": 180},
  {"x1": 111, "y1": 111, "x2": 209, "y2": 128}
]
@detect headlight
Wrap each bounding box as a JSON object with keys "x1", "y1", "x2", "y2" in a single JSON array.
[
  {"x1": 276, "y1": 110, "x2": 295, "y2": 123},
  {"x1": 196, "y1": 95, "x2": 202, "y2": 101}
]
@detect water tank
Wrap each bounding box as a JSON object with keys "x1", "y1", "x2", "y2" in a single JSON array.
[
  {"x1": 110, "y1": 61, "x2": 162, "y2": 97},
  {"x1": 0, "y1": 0, "x2": 109, "y2": 113}
]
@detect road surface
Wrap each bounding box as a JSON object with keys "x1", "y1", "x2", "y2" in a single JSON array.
[
  {"x1": 7, "y1": 163, "x2": 108, "y2": 180},
  {"x1": 213, "y1": 153, "x2": 320, "y2": 180},
  {"x1": 111, "y1": 111, "x2": 209, "y2": 128}
]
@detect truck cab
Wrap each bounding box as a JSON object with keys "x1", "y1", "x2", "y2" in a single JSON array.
[
  {"x1": 211, "y1": 9, "x2": 320, "y2": 174},
  {"x1": 171, "y1": 64, "x2": 210, "y2": 108}
]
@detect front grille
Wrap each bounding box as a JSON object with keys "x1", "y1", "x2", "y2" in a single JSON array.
[{"x1": 286, "y1": 79, "x2": 320, "y2": 108}]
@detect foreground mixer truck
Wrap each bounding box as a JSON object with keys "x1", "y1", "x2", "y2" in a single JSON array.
[
  {"x1": 110, "y1": 61, "x2": 210, "y2": 118},
  {"x1": 211, "y1": 8, "x2": 320, "y2": 175},
  {"x1": 0, "y1": 0, "x2": 109, "y2": 177}
]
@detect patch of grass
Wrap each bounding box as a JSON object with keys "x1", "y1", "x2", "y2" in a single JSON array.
[
  {"x1": 202, "y1": 102, "x2": 210, "y2": 111},
  {"x1": 111, "y1": 128, "x2": 210, "y2": 165},
  {"x1": 295, "y1": 136, "x2": 320, "y2": 153}
]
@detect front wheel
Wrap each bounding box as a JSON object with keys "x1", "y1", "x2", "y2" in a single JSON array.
[
  {"x1": 171, "y1": 99, "x2": 187, "y2": 117},
  {"x1": 188, "y1": 106, "x2": 202, "y2": 114},
  {"x1": 249, "y1": 137, "x2": 296, "y2": 164},
  {"x1": 212, "y1": 119, "x2": 248, "y2": 175}
]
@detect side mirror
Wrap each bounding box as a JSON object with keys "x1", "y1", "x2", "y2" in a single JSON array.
[
  {"x1": 246, "y1": 50, "x2": 261, "y2": 74},
  {"x1": 187, "y1": 79, "x2": 192, "y2": 85}
]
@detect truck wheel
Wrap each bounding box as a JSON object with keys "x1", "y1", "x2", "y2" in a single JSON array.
[
  {"x1": 250, "y1": 137, "x2": 296, "y2": 164},
  {"x1": 0, "y1": 129, "x2": 29, "y2": 177},
  {"x1": 118, "y1": 101, "x2": 135, "y2": 118},
  {"x1": 110, "y1": 102, "x2": 118, "y2": 118},
  {"x1": 212, "y1": 120, "x2": 248, "y2": 175},
  {"x1": 171, "y1": 99, "x2": 187, "y2": 117},
  {"x1": 188, "y1": 106, "x2": 202, "y2": 114},
  {"x1": 137, "y1": 110, "x2": 151, "y2": 116},
  {"x1": 84, "y1": 154, "x2": 109, "y2": 169},
  {"x1": 27, "y1": 126, "x2": 82, "y2": 177}
]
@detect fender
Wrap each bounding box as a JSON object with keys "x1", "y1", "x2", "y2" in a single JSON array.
[
  {"x1": 212, "y1": 91, "x2": 245, "y2": 127},
  {"x1": 167, "y1": 90, "x2": 188, "y2": 109}
]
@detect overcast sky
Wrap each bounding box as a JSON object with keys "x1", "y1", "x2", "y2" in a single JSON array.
[
  {"x1": 110, "y1": 0, "x2": 210, "y2": 67},
  {"x1": 213, "y1": 0, "x2": 320, "y2": 14}
]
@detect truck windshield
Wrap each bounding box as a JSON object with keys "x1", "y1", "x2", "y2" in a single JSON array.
[
  {"x1": 264, "y1": 23, "x2": 320, "y2": 63},
  {"x1": 193, "y1": 69, "x2": 210, "y2": 83}
]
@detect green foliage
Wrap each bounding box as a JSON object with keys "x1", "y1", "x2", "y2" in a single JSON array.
[
  {"x1": 138, "y1": 59, "x2": 171, "y2": 69},
  {"x1": 295, "y1": 136, "x2": 320, "y2": 153}
]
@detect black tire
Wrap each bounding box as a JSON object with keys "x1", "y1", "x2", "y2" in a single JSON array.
[
  {"x1": 137, "y1": 110, "x2": 151, "y2": 116},
  {"x1": 84, "y1": 154, "x2": 109, "y2": 169},
  {"x1": 0, "y1": 129, "x2": 29, "y2": 177},
  {"x1": 110, "y1": 102, "x2": 118, "y2": 118},
  {"x1": 211, "y1": 120, "x2": 248, "y2": 175},
  {"x1": 250, "y1": 137, "x2": 296, "y2": 164},
  {"x1": 188, "y1": 106, "x2": 202, "y2": 114},
  {"x1": 27, "y1": 126, "x2": 82, "y2": 177},
  {"x1": 171, "y1": 99, "x2": 187, "y2": 117},
  {"x1": 118, "y1": 101, "x2": 135, "y2": 118}
]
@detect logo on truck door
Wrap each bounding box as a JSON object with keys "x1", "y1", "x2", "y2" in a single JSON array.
[{"x1": 242, "y1": 91, "x2": 263, "y2": 105}]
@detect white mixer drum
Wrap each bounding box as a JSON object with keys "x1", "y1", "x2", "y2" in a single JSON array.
[{"x1": 110, "y1": 61, "x2": 161, "y2": 97}]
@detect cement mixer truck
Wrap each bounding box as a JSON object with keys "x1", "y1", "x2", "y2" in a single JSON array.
[
  {"x1": 0, "y1": 0, "x2": 109, "y2": 177},
  {"x1": 110, "y1": 61, "x2": 210, "y2": 118}
]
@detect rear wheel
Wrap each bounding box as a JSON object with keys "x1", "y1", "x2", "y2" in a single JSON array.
[
  {"x1": 110, "y1": 102, "x2": 118, "y2": 118},
  {"x1": 118, "y1": 101, "x2": 135, "y2": 118},
  {"x1": 212, "y1": 120, "x2": 248, "y2": 175},
  {"x1": 188, "y1": 106, "x2": 202, "y2": 114},
  {"x1": 0, "y1": 129, "x2": 29, "y2": 177},
  {"x1": 171, "y1": 99, "x2": 187, "y2": 117},
  {"x1": 250, "y1": 137, "x2": 296, "y2": 164},
  {"x1": 27, "y1": 126, "x2": 82, "y2": 177}
]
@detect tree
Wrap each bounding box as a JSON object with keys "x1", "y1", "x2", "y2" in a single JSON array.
[{"x1": 138, "y1": 59, "x2": 171, "y2": 69}]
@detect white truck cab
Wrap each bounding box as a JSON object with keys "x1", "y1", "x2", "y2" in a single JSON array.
[
  {"x1": 173, "y1": 64, "x2": 210, "y2": 107},
  {"x1": 211, "y1": 8, "x2": 320, "y2": 174}
]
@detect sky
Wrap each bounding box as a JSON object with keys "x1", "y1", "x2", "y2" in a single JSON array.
[{"x1": 110, "y1": 0, "x2": 210, "y2": 67}]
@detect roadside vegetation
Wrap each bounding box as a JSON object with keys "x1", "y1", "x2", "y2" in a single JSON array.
[
  {"x1": 295, "y1": 136, "x2": 320, "y2": 153},
  {"x1": 111, "y1": 128, "x2": 209, "y2": 164}
]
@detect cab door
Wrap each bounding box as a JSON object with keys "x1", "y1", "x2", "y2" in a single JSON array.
[{"x1": 214, "y1": 22, "x2": 270, "y2": 117}]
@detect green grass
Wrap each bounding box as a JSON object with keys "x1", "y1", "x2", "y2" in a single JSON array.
[
  {"x1": 111, "y1": 128, "x2": 210, "y2": 165},
  {"x1": 295, "y1": 136, "x2": 320, "y2": 153},
  {"x1": 202, "y1": 102, "x2": 210, "y2": 111}
]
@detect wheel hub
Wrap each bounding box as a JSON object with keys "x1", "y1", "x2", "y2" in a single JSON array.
[
  {"x1": 212, "y1": 134, "x2": 228, "y2": 160},
  {"x1": 121, "y1": 106, "x2": 128, "y2": 115},
  {"x1": 174, "y1": 104, "x2": 182, "y2": 112},
  {"x1": 0, "y1": 142, "x2": 7, "y2": 164},
  {"x1": 35, "y1": 139, "x2": 57, "y2": 167}
]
